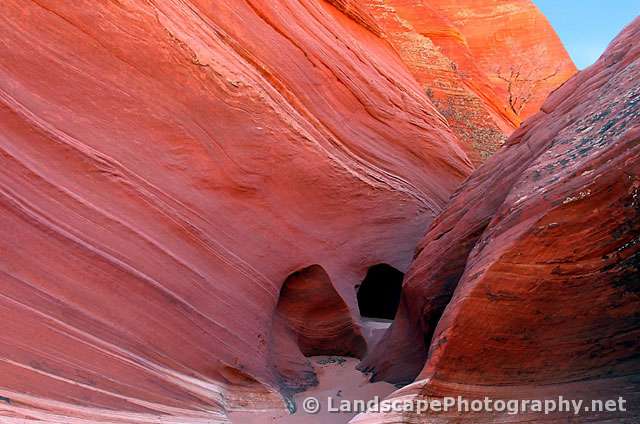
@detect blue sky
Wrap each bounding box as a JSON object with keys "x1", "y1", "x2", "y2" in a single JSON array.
[{"x1": 533, "y1": 1, "x2": 640, "y2": 69}]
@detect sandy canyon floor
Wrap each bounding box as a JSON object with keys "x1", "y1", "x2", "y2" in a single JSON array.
[{"x1": 228, "y1": 356, "x2": 396, "y2": 424}]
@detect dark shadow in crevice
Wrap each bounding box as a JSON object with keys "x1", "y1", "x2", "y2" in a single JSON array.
[{"x1": 357, "y1": 264, "x2": 404, "y2": 320}]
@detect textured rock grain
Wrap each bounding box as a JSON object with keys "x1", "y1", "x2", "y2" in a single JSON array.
[{"x1": 0, "y1": 0, "x2": 473, "y2": 422}]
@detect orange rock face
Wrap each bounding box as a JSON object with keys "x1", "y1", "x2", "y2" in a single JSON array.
[
  {"x1": 358, "y1": 17, "x2": 640, "y2": 423},
  {"x1": 433, "y1": 0, "x2": 577, "y2": 119},
  {"x1": 357, "y1": 0, "x2": 576, "y2": 162},
  {"x1": 0, "y1": 0, "x2": 473, "y2": 422}
]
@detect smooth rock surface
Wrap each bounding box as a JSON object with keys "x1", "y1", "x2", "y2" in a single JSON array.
[{"x1": 0, "y1": 0, "x2": 473, "y2": 422}]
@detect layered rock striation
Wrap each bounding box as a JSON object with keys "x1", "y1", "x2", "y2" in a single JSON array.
[
  {"x1": 0, "y1": 0, "x2": 473, "y2": 422},
  {"x1": 0, "y1": 0, "x2": 606, "y2": 423}
]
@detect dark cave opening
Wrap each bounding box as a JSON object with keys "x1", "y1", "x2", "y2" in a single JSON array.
[{"x1": 356, "y1": 264, "x2": 404, "y2": 320}]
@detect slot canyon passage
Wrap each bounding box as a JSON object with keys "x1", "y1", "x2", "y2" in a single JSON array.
[{"x1": 0, "y1": 1, "x2": 638, "y2": 424}]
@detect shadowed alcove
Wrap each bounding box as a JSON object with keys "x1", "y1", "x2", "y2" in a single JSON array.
[
  {"x1": 357, "y1": 264, "x2": 404, "y2": 320},
  {"x1": 275, "y1": 264, "x2": 366, "y2": 358},
  {"x1": 270, "y1": 264, "x2": 368, "y2": 395}
]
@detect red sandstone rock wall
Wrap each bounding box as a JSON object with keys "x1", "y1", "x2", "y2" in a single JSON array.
[
  {"x1": 0, "y1": 0, "x2": 473, "y2": 422},
  {"x1": 358, "y1": 0, "x2": 576, "y2": 162},
  {"x1": 358, "y1": 17, "x2": 640, "y2": 423}
]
